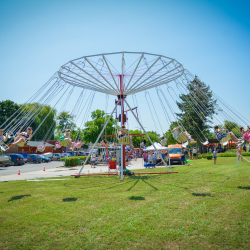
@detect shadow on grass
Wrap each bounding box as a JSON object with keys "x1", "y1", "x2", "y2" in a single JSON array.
[
  {"x1": 127, "y1": 176, "x2": 159, "y2": 191},
  {"x1": 142, "y1": 178, "x2": 158, "y2": 190},
  {"x1": 62, "y1": 197, "x2": 78, "y2": 202},
  {"x1": 238, "y1": 186, "x2": 250, "y2": 190},
  {"x1": 129, "y1": 196, "x2": 145, "y2": 201},
  {"x1": 8, "y1": 194, "x2": 31, "y2": 202},
  {"x1": 192, "y1": 193, "x2": 214, "y2": 197},
  {"x1": 127, "y1": 179, "x2": 140, "y2": 191}
]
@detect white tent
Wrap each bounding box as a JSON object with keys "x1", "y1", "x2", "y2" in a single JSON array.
[{"x1": 143, "y1": 142, "x2": 168, "y2": 151}]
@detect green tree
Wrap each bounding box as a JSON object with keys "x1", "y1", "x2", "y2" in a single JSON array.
[
  {"x1": 55, "y1": 111, "x2": 76, "y2": 139},
  {"x1": 83, "y1": 109, "x2": 118, "y2": 143},
  {"x1": 71, "y1": 128, "x2": 85, "y2": 141},
  {"x1": 129, "y1": 129, "x2": 144, "y2": 148},
  {"x1": 19, "y1": 103, "x2": 57, "y2": 141},
  {"x1": 146, "y1": 131, "x2": 160, "y2": 146},
  {"x1": 176, "y1": 76, "x2": 217, "y2": 146},
  {"x1": 0, "y1": 100, "x2": 19, "y2": 126},
  {"x1": 224, "y1": 120, "x2": 241, "y2": 137}
]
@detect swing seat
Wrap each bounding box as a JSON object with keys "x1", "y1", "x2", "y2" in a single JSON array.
[
  {"x1": 176, "y1": 132, "x2": 188, "y2": 144},
  {"x1": 0, "y1": 145, "x2": 8, "y2": 152},
  {"x1": 37, "y1": 145, "x2": 45, "y2": 152},
  {"x1": 59, "y1": 138, "x2": 70, "y2": 147},
  {"x1": 189, "y1": 140, "x2": 197, "y2": 144},
  {"x1": 55, "y1": 143, "x2": 62, "y2": 149},
  {"x1": 74, "y1": 142, "x2": 82, "y2": 149},
  {"x1": 109, "y1": 161, "x2": 117, "y2": 170},
  {"x1": 160, "y1": 139, "x2": 167, "y2": 146},
  {"x1": 202, "y1": 140, "x2": 209, "y2": 145},
  {"x1": 221, "y1": 141, "x2": 229, "y2": 146},
  {"x1": 118, "y1": 135, "x2": 132, "y2": 145},
  {"x1": 16, "y1": 141, "x2": 25, "y2": 147},
  {"x1": 218, "y1": 134, "x2": 231, "y2": 144}
]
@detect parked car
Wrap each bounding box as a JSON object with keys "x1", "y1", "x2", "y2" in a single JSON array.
[
  {"x1": 27, "y1": 154, "x2": 42, "y2": 163},
  {"x1": 52, "y1": 153, "x2": 62, "y2": 161},
  {"x1": 8, "y1": 154, "x2": 25, "y2": 166},
  {"x1": 0, "y1": 155, "x2": 12, "y2": 167},
  {"x1": 38, "y1": 155, "x2": 51, "y2": 163},
  {"x1": 17, "y1": 154, "x2": 28, "y2": 163},
  {"x1": 61, "y1": 153, "x2": 70, "y2": 158},
  {"x1": 41, "y1": 152, "x2": 53, "y2": 159},
  {"x1": 68, "y1": 151, "x2": 76, "y2": 156}
]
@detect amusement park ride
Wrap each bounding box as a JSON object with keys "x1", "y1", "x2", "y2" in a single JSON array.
[
  {"x1": 70, "y1": 52, "x2": 181, "y2": 179},
  {"x1": 1, "y1": 52, "x2": 249, "y2": 177}
]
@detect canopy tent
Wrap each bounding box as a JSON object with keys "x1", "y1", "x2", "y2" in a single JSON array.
[{"x1": 143, "y1": 142, "x2": 168, "y2": 151}]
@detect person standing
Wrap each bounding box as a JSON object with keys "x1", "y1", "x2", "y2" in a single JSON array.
[
  {"x1": 148, "y1": 152, "x2": 152, "y2": 163},
  {"x1": 127, "y1": 150, "x2": 132, "y2": 164},
  {"x1": 193, "y1": 147, "x2": 197, "y2": 159},
  {"x1": 213, "y1": 149, "x2": 217, "y2": 165},
  {"x1": 184, "y1": 147, "x2": 189, "y2": 159},
  {"x1": 143, "y1": 151, "x2": 147, "y2": 164},
  {"x1": 161, "y1": 151, "x2": 165, "y2": 161},
  {"x1": 180, "y1": 148, "x2": 185, "y2": 165},
  {"x1": 90, "y1": 153, "x2": 96, "y2": 168},
  {"x1": 189, "y1": 147, "x2": 193, "y2": 159},
  {"x1": 237, "y1": 146, "x2": 243, "y2": 161},
  {"x1": 153, "y1": 152, "x2": 157, "y2": 164}
]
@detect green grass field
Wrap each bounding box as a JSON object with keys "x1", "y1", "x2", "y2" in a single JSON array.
[{"x1": 0, "y1": 157, "x2": 250, "y2": 249}]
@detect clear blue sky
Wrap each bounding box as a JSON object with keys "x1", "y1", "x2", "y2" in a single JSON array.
[{"x1": 0, "y1": 0, "x2": 249, "y2": 133}]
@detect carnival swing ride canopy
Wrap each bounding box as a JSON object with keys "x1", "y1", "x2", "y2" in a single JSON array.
[{"x1": 1, "y1": 52, "x2": 250, "y2": 149}]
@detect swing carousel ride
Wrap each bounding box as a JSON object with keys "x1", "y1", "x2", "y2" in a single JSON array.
[{"x1": 1, "y1": 52, "x2": 249, "y2": 179}]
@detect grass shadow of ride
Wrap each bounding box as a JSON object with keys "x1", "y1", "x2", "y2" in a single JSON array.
[
  {"x1": 127, "y1": 175, "x2": 159, "y2": 191},
  {"x1": 8, "y1": 194, "x2": 31, "y2": 202},
  {"x1": 129, "y1": 196, "x2": 145, "y2": 201},
  {"x1": 238, "y1": 186, "x2": 250, "y2": 190},
  {"x1": 62, "y1": 197, "x2": 78, "y2": 202},
  {"x1": 192, "y1": 193, "x2": 214, "y2": 197}
]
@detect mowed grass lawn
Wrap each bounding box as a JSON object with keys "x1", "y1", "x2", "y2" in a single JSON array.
[{"x1": 0, "y1": 157, "x2": 250, "y2": 250}]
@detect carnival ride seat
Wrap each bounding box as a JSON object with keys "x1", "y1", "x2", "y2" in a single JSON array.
[
  {"x1": 74, "y1": 141, "x2": 82, "y2": 149},
  {"x1": 37, "y1": 144, "x2": 45, "y2": 152},
  {"x1": 109, "y1": 161, "x2": 117, "y2": 171},
  {"x1": 176, "y1": 132, "x2": 188, "y2": 144},
  {"x1": 15, "y1": 141, "x2": 26, "y2": 147},
  {"x1": 55, "y1": 142, "x2": 62, "y2": 149},
  {"x1": 0, "y1": 140, "x2": 8, "y2": 152},
  {"x1": 160, "y1": 138, "x2": 167, "y2": 146},
  {"x1": 58, "y1": 136, "x2": 70, "y2": 147},
  {"x1": 215, "y1": 130, "x2": 232, "y2": 146},
  {"x1": 118, "y1": 135, "x2": 132, "y2": 145},
  {"x1": 144, "y1": 163, "x2": 156, "y2": 168}
]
